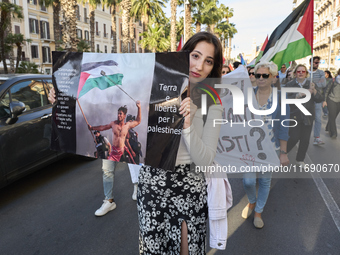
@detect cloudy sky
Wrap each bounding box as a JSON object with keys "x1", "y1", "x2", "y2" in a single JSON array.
[{"x1": 165, "y1": 0, "x2": 294, "y2": 57}]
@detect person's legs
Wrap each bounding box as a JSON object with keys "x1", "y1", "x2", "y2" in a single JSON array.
[
  {"x1": 254, "y1": 171, "x2": 273, "y2": 214},
  {"x1": 296, "y1": 124, "x2": 313, "y2": 162},
  {"x1": 242, "y1": 172, "x2": 257, "y2": 218},
  {"x1": 313, "y1": 102, "x2": 324, "y2": 144},
  {"x1": 180, "y1": 221, "x2": 189, "y2": 255},
  {"x1": 287, "y1": 120, "x2": 301, "y2": 153},
  {"x1": 95, "y1": 160, "x2": 117, "y2": 216},
  {"x1": 327, "y1": 99, "x2": 339, "y2": 138}
]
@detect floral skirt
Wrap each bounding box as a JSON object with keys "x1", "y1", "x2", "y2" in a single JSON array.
[{"x1": 137, "y1": 164, "x2": 208, "y2": 255}]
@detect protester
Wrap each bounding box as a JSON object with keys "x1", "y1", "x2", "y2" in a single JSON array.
[
  {"x1": 324, "y1": 68, "x2": 340, "y2": 139},
  {"x1": 241, "y1": 61, "x2": 290, "y2": 229},
  {"x1": 222, "y1": 64, "x2": 231, "y2": 75},
  {"x1": 94, "y1": 130, "x2": 111, "y2": 159},
  {"x1": 278, "y1": 64, "x2": 287, "y2": 83},
  {"x1": 137, "y1": 31, "x2": 223, "y2": 254},
  {"x1": 309, "y1": 56, "x2": 326, "y2": 146},
  {"x1": 233, "y1": 61, "x2": 242, "y2": 70},
  {"x1": 281, "y1": 68, "x2": 293, "y2": 86},
  {"x1": 286, "y1": 64, "x2": 323, "y2": 168},
  {"x1": 248, "y1": 66, "x2": 257, "y2": 87},
  {"x1": 323, "y1": 70, "x2": 333, "y2": 117}
]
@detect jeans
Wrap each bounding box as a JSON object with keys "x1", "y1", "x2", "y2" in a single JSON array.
[
  {"x1": 314, "y1": 102, "x2": 322, "y2": 138},
  {"x1": 326, "y1": 98, "x2": 340, "y2": 137},
  {"x1": 243, "y1": 171, "x2": 273, "y2": 214},
  {"x1": 102, "y1": 159, "x2": 117, "y2": 200}
]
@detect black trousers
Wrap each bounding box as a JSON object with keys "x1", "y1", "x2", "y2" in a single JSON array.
[
  {"x1": 287, "y1": 120, "x2": 313, "y2": 162},
  {"x1": 325, "y1": 98, "x2": 340, "y2": 138}
]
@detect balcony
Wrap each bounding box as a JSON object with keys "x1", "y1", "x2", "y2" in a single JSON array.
[{"x1": 96, "y1": 31, "x2": 101, "y2": 37}]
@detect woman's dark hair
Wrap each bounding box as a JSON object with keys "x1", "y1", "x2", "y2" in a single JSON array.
[
  {"x1": 325, "y1": 70, "x2": 333, "y2": 78},
  {"x1": 181, "y1": 32, "x2": 223, "y2": 108}
]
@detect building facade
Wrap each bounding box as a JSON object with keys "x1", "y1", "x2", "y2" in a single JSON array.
[{"x1": 2, "y1": 0, "x2": 143, "y2": 74}]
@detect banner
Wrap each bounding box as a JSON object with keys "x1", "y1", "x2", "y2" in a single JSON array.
[
  {"x1": 51, "y1": 51, "x2": 189, "y2": 171},
  {"x1": 214, "y1": 66, "x2": 280, "y2": 172}
]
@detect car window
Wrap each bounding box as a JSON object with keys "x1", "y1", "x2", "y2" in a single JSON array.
[
  {"x1": 0, "y1": 91, "x2": 10, "y2": 119},
  {"x1": 10, "y1": 79, "x2": 49, "y2": 111}
]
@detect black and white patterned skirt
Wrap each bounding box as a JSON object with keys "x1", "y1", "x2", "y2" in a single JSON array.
[{"x1": 137, "y1": 164, "x2": 208, "y2": 255}]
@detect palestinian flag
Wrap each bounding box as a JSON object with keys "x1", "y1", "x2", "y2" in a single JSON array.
[
  {"x1": 77, "y1": 60, "x2": 124, "y2": 99},
  {"x1": 259, "y1": 0, "x2": 313, "y2": 68},
  {"x1": 255, "y1": 35, "x2": 268, "y2": 64}
]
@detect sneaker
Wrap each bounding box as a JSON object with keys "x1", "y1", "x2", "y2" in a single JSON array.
[
  {"x1": 296, "y1": 161, "x2": 308, "y2": 170},
  {"x1": 313, "y1": 137, "x2": 325, "y2": 146},
  {"x1": 95, "y1": 200, "x2": 116, "y2": 216},
  {"x1": 132, "y1": 184, "x2": 138, "y2": 201}
]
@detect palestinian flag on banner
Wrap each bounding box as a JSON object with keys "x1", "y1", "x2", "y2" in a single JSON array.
[
  {"x1": 259, "y1": 0, "x2": 313, "y2": 68},
  {"x1": 77, "y1": 60, "x2": 124, "y2": 99},
  {"x1": 255, "y1": 35, "x2": 268, "y2": 64}
]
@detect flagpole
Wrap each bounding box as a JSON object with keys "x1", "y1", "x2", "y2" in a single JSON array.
[
  {"x1": 76, "y1": 99, "x2": 97, "y2": 145},
  {"x1": 100, "y1": 71, "x2": 137, "y2": 103},
  {"x1": 310, "y1": 55, "x2": 313, "y2": 86}
]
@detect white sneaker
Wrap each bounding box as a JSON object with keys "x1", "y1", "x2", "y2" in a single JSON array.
[
  {"x1": 296, "y1": 161, "x2": 308, "y2": 170},
  {"x1": 95, "y1": 200, "x2": 116, "y2": 216},
  {"x1": 132, "y1": 184, "x2": 138, "y2": 201},
  {"x1": 313, "y1": 137, "x2": 325, "y2": 146}
]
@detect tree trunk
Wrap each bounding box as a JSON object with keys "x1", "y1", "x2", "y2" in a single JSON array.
[
  {"x1": 129, "y1": 16, "x2": 135, "y2": 53},
  {"x1": 228, "y1": 37, "x2": 232, "y2": 60},
  {"x1": 184, "y1": 3, "x2": 191, "y2": 43},
  {"x1": 15, "y1": 45, "x2": 21, "y2": 73},
  {"x1": 170, "y1": 0, "x2": 177, "y2": 52},
  {"x1": 111, "y1": 4, "x2": 117, "y2": 53},
  {"x1": 61, "y1": 0, "x2": 78, "y2": 52},
  {"x1": 121, "y1": 0, "x2": 131, "y2": 53},
  {"x1": 89, "y1": 5, "x2": 95, "y2": 52},
  {"x1": 53, "y1": 0, "x2": 61, "y2": 50},
  {"x1": 195, "y1": 22, "x2": 201, "y2": 33},
  {"x1": 7, "y1": 14, "x2": 14, "y2": 73}
]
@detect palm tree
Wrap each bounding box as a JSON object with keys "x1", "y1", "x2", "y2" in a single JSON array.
[
  {"x1": 139, "y1": 20, "x2": 170, "y2": 52},
  {"x1": 192, "y1": 0, "x2": 205, "y2": 33},
  {"x1": 0, "y1": 1, "x2": 23, "y2": 73},
  {"x1": 121, "y1": 0, "x2": 132, "y2": 53},
  {"x1": 77, "y1": 39, "x2": 91, "y2": 52},
  {"x1": 40, "y1": 0, "x2": 61, "y2": 50},
  {"x1": 87, "y1": 0, "x2": 101, "y2": 52},
  {"x1": 5, "y1": 33, "x2": 31, "y2": 73},
  {"x1": 178, "y1": 0, "x2": 197, "y2": 43},
  {"x1": 219, "y1": 4, "x2": 235, "y2": 60},
  {"x1": 104, "y1": 0, "x2": 121, "y2": 53},
  {"x1": 170, "y1": 0, "x2": 177, "y2": 51},
  {"x1": 201, "y1": 0, "x2": 220, "y2": 33},
  {"x1": 60, "y1": 0, "x2": 78, "y2": 51}
]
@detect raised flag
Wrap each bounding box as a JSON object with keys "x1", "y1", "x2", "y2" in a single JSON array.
[
  {"x1": 255, "y1": 35, "x2": 269, "y2": 64},
  {"x1": 239, "y1": 53, "x2": 246, "y2": 65},
  {"x1": 177, "y1": 35, "x2": 183, "y2": 52},
  {"x1": 259, "y1": 0, "x2": 313, "y2": 68}
]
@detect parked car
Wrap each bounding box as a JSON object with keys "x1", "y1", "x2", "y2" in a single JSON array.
[{"x1": 0, "y1": 74, "x2": 64, "y2": 188}]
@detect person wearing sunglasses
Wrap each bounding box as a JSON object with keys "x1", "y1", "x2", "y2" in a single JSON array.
[
  {"x1": 222, "y1": 64, "x2": 231, "y2": 75},
  {"x1": 248, "y1": 66, "x2": 257, "y2": 87},
  {"x1": 309, "y1": 56, "x2": 327, "y2": 146},
  {"x1": 242, "y1": 61, "x2": 290, "y2": 229},
  {"x1": 285, "y1": 64, "x2": 323, "y2": 169}
]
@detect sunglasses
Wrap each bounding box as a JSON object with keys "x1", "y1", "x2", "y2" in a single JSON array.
[
  {"x1": 296, "y1": 70, "x2": 306, "y2": 74},
  {"x1": 248, "y1": 72, "x2": 255, "y2": 76},
  {"x1": 255, "y1": 73, "x2": 270, "y2": 79}
]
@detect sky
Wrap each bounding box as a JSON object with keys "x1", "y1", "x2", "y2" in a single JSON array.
[{"x1": 164, "y1": 0, "x2": 294, "y2": 58}]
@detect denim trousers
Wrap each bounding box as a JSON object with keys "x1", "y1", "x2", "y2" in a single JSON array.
[
  {"x1": 102, "y1": 159, "x2": 117, "y2": 200},
  {"x1": 314, "y1": 102, "x2": 322, "y2": 137},
  {"x1": 243, "y1": 171, "x2": 272, "y2": 213},
  {"x1": 326, "y1": 98, "x2": 340, "y2": 137}
]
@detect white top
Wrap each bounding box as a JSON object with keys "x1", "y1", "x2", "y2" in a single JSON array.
[{"x1": 175, "y1": 104, "x2": 223, "y2": 166}]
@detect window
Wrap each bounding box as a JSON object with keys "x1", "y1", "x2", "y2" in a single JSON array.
[
  {"x1": 96, "y1": 22, "x2": 99, "y2": 36},
  {"x1": 84, "y1": 8, "x2": 88, "y2": 23},
  {"x1": 111, "y1": 46, "x2": 114, "y2": 53},
  {"x1": 120, "y1": 23, "x2": 123, "y2": 35},
  {"x1": 84, "y1": 30, "x2": 89, "y2": 41},
  {"x1": 76, "y1": 5, "x2": 80, "y2": 20},
  {"x1": 103, "y1": 24, "x2": 107, "y2": 37},
  {"x1": 31, "y1": 45, "x2": 39, "y2": 58},
  {"x1": 111, "y1": 26, "x2": 114, "y2": 39},
  {"x1": 15, "y1": 25, "x2": 20, "y2": 34},
  {"x1": 40, "y1": 1, "x2": 46, "y2": 11},
  {"x1": 105, "y1": 45, "x2": 107, "y2": 53},
  {"x1": 28, "y1": 0, "x2": 37, "y2": 5},
  {"x1": 40, "y1": 21, "x2": 50, "y2": 39},
  {"x1": 42, "y1": 46, "x2": 51, "y2": 63},
  {"x1": 10, "y1": 80, "x2": 50, "y2": 111},
  {"x1": 29, "y1": 18, "x2": 39, "y2": 34},
  {"x1": 76, "y1": 29, "x2": 82, "y2": 39},
  {"x1": 45, "y1": 68, "x2": 51, "y2": 75},
  {"x1": 97, "y1": 44, "x2": 100, "y2": 52}
]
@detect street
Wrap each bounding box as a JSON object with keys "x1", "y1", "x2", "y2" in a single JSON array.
[{"x1": 1, "y1": 117, "x2": 340, "y2": 255}]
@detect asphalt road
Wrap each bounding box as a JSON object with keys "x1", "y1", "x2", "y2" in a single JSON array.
[{"x1": 0, "y1": 117, "x2": 340, "y2": 255}]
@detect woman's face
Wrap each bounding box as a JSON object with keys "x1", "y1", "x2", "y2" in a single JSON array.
[
  {"x1": 295, "y1": 66, "x2": 307, "y2": 79},
  {"x1": 189, "y1": 41, "x2": 215, "y2": 83},
  {"x1": 255, "y1": 67, "x2": 273, "y2": 88},
  {"x1": 325, "y1": 72, "x2": 329, "y2": 78},
  {"x1": 248, "y1": 68, "x2": 256, "y2": 82}
]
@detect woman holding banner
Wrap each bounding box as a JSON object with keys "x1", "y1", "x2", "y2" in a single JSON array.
[
  {"x1": 137, "y1": 32, "x2": 223, "y2": 254},
  {"x1": 241, "y1": 61, "x2": 290, "y2": 229}
]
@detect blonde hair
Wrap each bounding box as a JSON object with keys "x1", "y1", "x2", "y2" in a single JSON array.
[
  {"x1": 293, "y1": 64, "x2": 309, "y2": 78},
  {"x1": 255, "y1": 61, "x2": 278, "y2": 76}
]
